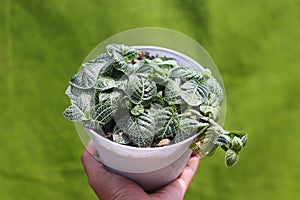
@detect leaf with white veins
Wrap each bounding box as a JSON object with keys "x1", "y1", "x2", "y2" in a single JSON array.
[{"x1": 181, "y1": 80, "x2": 209, "y2": 106}]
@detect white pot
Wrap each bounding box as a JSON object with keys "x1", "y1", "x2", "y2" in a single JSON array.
[{"x1": 86, "y1": 128, "x2": 198, "y2": 190}]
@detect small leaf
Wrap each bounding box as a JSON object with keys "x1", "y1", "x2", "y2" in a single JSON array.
[
  {"x1": 124, "y1": 50, "x2": 138, "y2": 60},
  {"x1": 157, "y1": 60, "x2": 178, "y2": 68},
  {"x1": 207, "y1": 77, "x2": 224, "y2": 105},
  {"x1": 106, "y1": 44, "x2": 138, "y2": 59},
  {"x1": 126, "y1": 75, "x2": 157, "y2": 104},
  {"x1": 98, "y1": 92, "x2": 111, "y2": 103},
  {"x1": 169, "y1": 65, "x2": 203, "y2": 81},
  {"x1": 164, "y1": 79, "x2": 182, "y2": 105},
  {"x1": 148, "y1": 62, "x2": 169, "y2": 84},
  {"x1": 198, "y1": 127, "x2": 221, "y2": 157},
  {"x1": 94, "y1": 76, "x2": 117, "y2": 91},
  {"x1": 225, "y1": 149, "x2": 239, "y2": 167},
  {"x1": 113, "y1": 131, "x2": 131, "y2": 145},
  {"x1": 200, "y1": 105, "x2": 220, "y2": 121},
  {"x1": 134, "y1": 61, "x2": 154, "y2": 75},
  {"x1": 230, "y1": 130, "x2": 247, "y2": 137},
  {"x1": 63, "y1": 92, "x2": 94, "y2": 121},
  {"x1": 180, "y1": 118, "x2": 207, "y2": 135},
  {"x1": 124, "y1": 113, "x2": 155, "y2": 147},
  {"x1": 155, "y1": 107, "x2": 180, "y2": 139},
  {"x1": 151, "y1": 91, "x2": 165, "y2": 107},
  {"x1": 231, "y1": 136, "x2": 243, "y2": 152},
  {"x1": 214, "y1": 133, "x2": 231, "y2": 146},
  {"x1": 116, "y1": 63, "x2": 138, "y2": 75},
  {"x1": 82, "y1": 119, "x2": 103, "y2": 133},
  {"x1": 65, "y1": 85, "x2": 94, "y2": 103},
  {"x1": 181, "y1": 80, "x2": 209, "y2": 106},
  {"x1": 113, "y1": 124, "x2": 131, "y2": 144},
  {"x1": 70, "y1": 62, "x2": 103, "y2": 89},
  {"x1": 173, "y1": 118, "x2": 208, "y2": 144},
  {"x1": 241, "y1": 134, "x2": 248, "y2": 147},
  {"x1": 84, "y1": 92, "x2": 119, "y2": 130},
  {"x1": 131, "y1": 104, "x2": 144, "y2": 116},
  {"x1": 63, "y1": 104, "x2": 85, "y2": 121}
]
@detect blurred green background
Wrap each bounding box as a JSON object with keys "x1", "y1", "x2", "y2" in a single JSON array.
[{"x1": 1, "y1": 0, "x2": 299, "y2": 199}]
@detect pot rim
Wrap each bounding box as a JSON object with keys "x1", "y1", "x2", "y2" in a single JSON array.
[{"x1": 86, "y1": 127, "x2": 200, "y2": 152}]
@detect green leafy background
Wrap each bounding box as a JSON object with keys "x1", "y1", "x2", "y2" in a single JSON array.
[{"x1": 1, "y1": 0, "x2": 299, "y2": 199}]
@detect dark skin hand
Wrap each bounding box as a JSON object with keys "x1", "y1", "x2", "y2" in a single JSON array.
[{"x1": 81, "y1": 141, "x2": 200, "y2": 200}]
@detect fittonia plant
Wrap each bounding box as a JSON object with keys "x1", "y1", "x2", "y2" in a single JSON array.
[{"x1": 63, "y1": 44, "x2": 248, "y2": 167}]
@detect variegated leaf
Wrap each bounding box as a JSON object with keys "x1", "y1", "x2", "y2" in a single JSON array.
[
  {"x1": 225, "y1": 149, "x2": 239, "y2": 167},
  {"x1": 200, "y1": 105, "x2": 220, "y2": 121},
  {"x1": 154, "y1": 107, "x2": 180, "y2": 139},
  {"x1": 125, "y1": 113, "x2": 155, "y2": 147},
  {"x1": 126, "y1": 75, "x2": 157, "y2": 104},
  {"x1": 164, "y1": 79, "x2": 182, "y2": 105},
  {"x1": 169, "y1": 65, "x2": 203, "y2": 81},
  {"x1": 94, "y1": 76, "x2": 117, "y2": 91},
  {"x1": 131, "y1": 104, "x2": 144, "y2": 116},
  {"x1": 113, "y1": 123, "x2": 131, "y2": 145},
  {"x1": 63, "y1": 92, "x2": 94, "y2": 121},
  {"x1": 207, "y1": 77, "x2": 224, "y2": 105},
  {"x1": 181, "y1": 80, "x2": 209, "y2": 106},
  {"x1": 70, "y1": 62, "x2": 103, "y2": 89},
  {"x1": 231, "y1": 136, "x2": 243, "y2": 152}
]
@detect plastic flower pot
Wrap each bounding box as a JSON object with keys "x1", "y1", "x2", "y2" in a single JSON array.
[
  {"x1": 86, "y1": 128, "x2": 198, "y2": 190},
  {"x1": 81, "y1": 46, "x2": 223, "y2": 190}
]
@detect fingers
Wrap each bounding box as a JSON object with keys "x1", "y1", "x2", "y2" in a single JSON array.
[
  {"x1": 85, "y1": 140, "x2": 97, "y2": 156},
  {"x1": 176, "y1": 152, "x2": 200, "y2": 190},
  {"x1": 150, "y1": 152, "x2": 200, "y2": 200},
  {"x1": 81, "y1": 143, "x2": 108, "y2": 188}
]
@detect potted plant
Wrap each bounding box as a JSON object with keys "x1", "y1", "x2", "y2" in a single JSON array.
[{"x1": 63, "y1": 44, "x2": 247, "y2": 190}]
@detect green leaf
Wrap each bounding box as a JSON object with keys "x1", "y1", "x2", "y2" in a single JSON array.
[
  {"x1": 157, "y1": 60, "x2": 178, "y2": 68},
  {"x1": 200, "y1": 105, "x2": 220, "y2": 121},
  {"x1": 241, "y1": 134, "x2": 248, "y2": 147},
  {"x1": 147, "y1": 61, "x2": 169, "y2": 84},
  {"x1": 63, "y1": 104, "x2": 85, "y2": 121},
  {"x1": 131, "y1": 104, "x2": 144, "y2": 116},
  {"x1": 231, "y1": 136, "x2": 243, "y2": 152},
  {"x1": 119, "y1": 113, "x2": 155, "y2": 147},
  {"x1": 181, "y1": 80, "x2": 209, "y2": 106},
  {"x1": 207, "y1": 77, "x2": 224, "y2": 105},
  {"x1": 83, "y1": 92, "x2": 119, "y2": 131},
  {"x1": 70, "y1": 62, "x2": 103, "y2": 89},
  {"x1": 214, "y1": 133, "x2": 231, "y2": 146},
  {"x1": 94, "y1": 76, "x2": 117, "y2": 91},
  {"x1": 97, "y1": 92, "x2": 111, "y2": 103},
  {"x1": 65, "y1": 85, "x2": 94, "y2": 102},
  {"x1": 169, "y1": 65, "x2": 203, "y2": 81},
  {"x1": 105, "y1": 45, "x2": 138, "y2": 76},
  {"x1": 155, "y1": 107, "x2": 180, "y2": 139},
  {"x1": 229, "y1": 130, "x2": 247, "y2": 137},
  {"x1": 115, "y1": 62, "x2": 137, "y2": 75},
  {"x1": 164, "y1": 79, "x2": 182, "y2": 105},
  {"x1": 126, "y1": 75, "x2": 157, "y2": 104},
  {"x1": 134, "y1": 61, "x2": 154, "y2": 76},
  {"x1": 225, "y1": 149, "x2": 239, "y2": 167},
  {"x1": 172, "y1": 118, "x2": 208, "y2": 144},
  {"x1": 113, "y1": 131, "x2": 131, "y2": 145},
  {"x1": 63, "y1": 92, "x2": 94, "y2": 121},
  {"x1": 106, "y1": 44, "x2": 138, "y2": 59},
  {"x1": 198, "y1": 127, "x2": 221, "y2": 157},
  {"x1": 113, "y1": 123, "x2": 131, "y2": 145}
]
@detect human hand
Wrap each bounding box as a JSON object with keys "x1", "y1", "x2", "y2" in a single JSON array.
[{"x1": 81, "y1": 141, "x2": 200, "y2": 200}]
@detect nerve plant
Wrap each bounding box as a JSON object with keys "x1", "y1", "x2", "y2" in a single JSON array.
[{"x1": 63, "y1": 44, "x2": 248, "y2": 167}]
